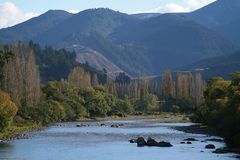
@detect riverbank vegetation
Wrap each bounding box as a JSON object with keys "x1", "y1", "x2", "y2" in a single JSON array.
[
  {"x1": 192, "y1": 73, "x2": 240, "y2": 148},
  {"x1": 2, "y1": 41, "x2": 239, "y2": 149},
  {"x1": 0, "y1": 42, "x2": 207, "y2": 139}
]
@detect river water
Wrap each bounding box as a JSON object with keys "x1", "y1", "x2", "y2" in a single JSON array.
[{"x1": 0, "y1": 119, "x2": 238, "y2": 160}]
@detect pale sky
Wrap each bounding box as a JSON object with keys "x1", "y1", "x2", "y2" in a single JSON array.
[{"x1": 0, "y1": 0, "x2": 216, "y2": 29}]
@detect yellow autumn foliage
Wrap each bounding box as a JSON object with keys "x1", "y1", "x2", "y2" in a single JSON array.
[{"x1": 0, "y1": 91, "x2": 18, "y2": 131}]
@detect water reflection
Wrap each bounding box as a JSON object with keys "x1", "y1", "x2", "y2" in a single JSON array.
[{"x1": 0, "y1": 142, "x2": 12, "y2": 149}]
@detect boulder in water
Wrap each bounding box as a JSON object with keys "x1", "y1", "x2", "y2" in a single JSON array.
[
  {"x1": 129, "y1": 139, "x2": 137, "y2": 143},
  {"x1": 205, "y1": 144, "x2": 216, "y2": 149},
  {"x1": 76, "y1": 124, "x2": 85, "y2": 127},
  {"x1": 137, "y1": 137, "x2": 147, "y2": 147},
  {"x1": 147, "y1": 137, "x2": 159, "y2": 146},
  {"x1": 111, "y1": 124, "x2": 119, "y2": 128},
  {"x1": 184, "y1": 138, "x2": 198, "y2": 141},
  {"x1": 158, "y1": 141, "x2": 173, "y2": 147}
]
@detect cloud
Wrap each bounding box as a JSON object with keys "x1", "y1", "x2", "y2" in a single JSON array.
[
  {"x1": 150, "y1": 3, "x2": 189, "y2": 13},
  {"x1": 184, "y1": 0, "x2": 216, "y2": 10},
  {"x1": 69, "y1": 9, "x2": 79, "y2": 14},
  {"x1": 0, "y1": 2, "x2": 39, "y2": 29},
  {"x1": 137, "y1": 0, "x2": 216, "y2": 13}
]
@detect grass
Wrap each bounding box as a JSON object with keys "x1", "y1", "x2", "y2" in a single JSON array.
[
  {"x1": 0, "y1": 112, "x2": 189, "y2": 140},
  {"x1": 93, "y1": 112, "x2": 190, "y2": 122},
  {"x1": 0, "y1": 123, "x2": 40, "y2": 140}
]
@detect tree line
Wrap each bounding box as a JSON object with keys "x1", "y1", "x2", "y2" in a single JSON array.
[
  {"x1": 0, "y1": 42, "x2": 206, "y2": 133},
  {"x1": 107, "y1": 71, "x2": 206, "y2": 114}
]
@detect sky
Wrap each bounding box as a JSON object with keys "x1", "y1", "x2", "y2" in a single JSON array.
[{"x1": 0, "y1": 0, "x2": 216, "y2": 29}]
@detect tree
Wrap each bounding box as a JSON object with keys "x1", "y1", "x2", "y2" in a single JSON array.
[
  {"x1": 162, "y1": 70, "x2": 174, "y2": 98},
  {"x1": 2, "y1": 43, "x2": 41, "y2": 106},
  {"x1": 110, "y1": 98, "x2": 133, "y2": 116},
  {"x1": 192, "y1": 73, "x2": 240, "y2": 147},
  {"x1": 0, "y1": 48, "x2": 14, "y2": 89},
  {"x1": 91, "y1": 73, "x2": 99, "y2": 87},
  {"x1": 42, "y1": 81, "x2": 86, "y2": 120},
  {"x1": 115, "y1": 72, "x2": 131, "y2": 84},
  {"x1": 194, "y1": 72, "x2": 206, "y2": 106},
  {"x1": 135, "y1": 94, "x2": 159, "y2": 113},
  {"x1": 79, "y1": 87, "x2": 111, "y2": 117},
  {"x1": 68, "y1": 67, "x2": 91, "y2": 89},
  {"x1": 0, "y1": 91, "x2": 18, "y2": 131}
]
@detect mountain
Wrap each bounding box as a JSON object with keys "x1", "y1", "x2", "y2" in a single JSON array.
[
  {"x1": 34, "y1": 8, "x2": 135, "y2": 45},
  {"x1": 0, "y1": 8, "x2": 238, "y2": 76},
  {"x1": 69, "y1": 45, "x2": 124, "y2": 77},
  {"x1": 179, "y1": 50, "x2": 240, "y2": 79},
  {"x1": 110, "y1": 13, "x2": 237, "y2": 74},
  {"x1": 0, "y1": 10, "x2": 72, "y2": 43},
  {"x1": 187, "y1": 0, "x2": 240, "y2": 44}
]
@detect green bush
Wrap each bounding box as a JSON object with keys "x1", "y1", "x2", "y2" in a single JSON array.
[{"x1": 110, "y1": 99, "x2": 133, "y2": 116}]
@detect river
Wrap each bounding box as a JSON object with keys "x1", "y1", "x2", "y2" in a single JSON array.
[{"x1": 0, "y1": 119, "x2": 238, "y2": 160}]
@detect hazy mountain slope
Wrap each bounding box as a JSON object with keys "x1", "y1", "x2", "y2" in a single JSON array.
[
  {"x1": 132, "y1": 13, "x2": 161, "y2": 19},
  {"x1": 111, "y1": 13, "x2": 237, "y2": 74},
  {"x1": 0, "y1": 10, "x2": 72, "y2": 43},
  {"x1": 214, "y1": 18, "x2": 240, "y2": 44},
  {"x1": 179, "y1": 50, "x2": 240, "y2": 79},
  {"x1": 187, "y1": 0, "x2": 240, "y2": 44}
]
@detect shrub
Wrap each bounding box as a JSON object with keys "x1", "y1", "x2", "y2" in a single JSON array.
[{"x1": 0, "y1": 91, "x2": 18, "y2": 131}]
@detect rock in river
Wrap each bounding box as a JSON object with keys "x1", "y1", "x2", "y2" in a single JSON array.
[
  {"x1": 136, "y1": 137, "x2": 173, "y2": 147},
  {"x1": 111, "y1": 124, "x2": 119, "y2": 128},
  {"x1": 184, "y1": 138, "x2": 198, "y2": 141},
  {"x1": 147, "y1": 137, "x2": 159, "y2": 146},
  {"x1": 129, "y1": 139, "x2": 137, "y2": 143},
  {"x1": 100, "y1": 123, "x2": 106, "y2": 127},
  {"x1": 205, "y1": 144, "x2": 216, "y2": 149},
  {"x1": 137, "y1": 137, "x2": 147, "y2": 147},
  {"x1": 158, "y1": 141, "x2": 173, "y2": 147},
  {"x1": 76, "y1": 124, "x2": 85, "y2": 127}
]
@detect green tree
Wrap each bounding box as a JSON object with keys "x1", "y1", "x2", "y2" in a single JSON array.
[{"x1": 79, "y1": 87, "x2": 111, "y2": 117}]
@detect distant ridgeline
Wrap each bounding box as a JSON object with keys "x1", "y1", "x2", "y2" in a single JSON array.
[{"x1": 0, "y1": 1, "x2": 240, "y2": 77}]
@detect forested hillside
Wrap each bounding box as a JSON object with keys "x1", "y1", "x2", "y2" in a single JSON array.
[
  {"x1": 0, "y1": 10, "x2": 72, "y2": 43},
  {"x1": 0, "y1": 8, "x2": 238, "y2": 76}
]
